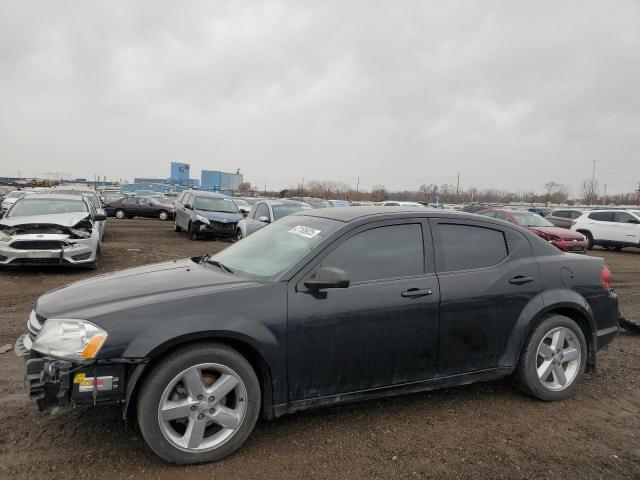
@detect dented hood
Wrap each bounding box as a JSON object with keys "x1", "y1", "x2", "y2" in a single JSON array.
[{"x1": 0, "y1": 212, "x2": 90, "y2": 229}]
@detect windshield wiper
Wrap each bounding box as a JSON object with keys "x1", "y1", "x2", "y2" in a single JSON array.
[{"x1": 200, "y1": 255, "x2": 234, "y2": 273}]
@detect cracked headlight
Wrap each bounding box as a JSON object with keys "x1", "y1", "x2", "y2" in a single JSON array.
[
  {"x1": 32, "y1": 319, "x2": 107, "y2": 361},
  {"x1": 195, "y1": 214, "x2": 210, "y2": 225}
]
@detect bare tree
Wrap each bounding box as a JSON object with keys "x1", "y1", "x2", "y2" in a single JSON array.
[
  {"x1": 581, "y1": 179, "x2": 599, "y2": 205},
  {"x1": 370, "y1": 185, "x2": 387, "y2": 202},
  {"x1": 237, "y1": 182, "x2": 252, "y2": 194}
]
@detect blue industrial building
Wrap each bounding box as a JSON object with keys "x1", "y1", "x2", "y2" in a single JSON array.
[
  {"x1": 170, "y1": 162, "x2": 191, "y2": 183},
  {"x1": 201, "y1": 170, "x2": 243, "y2": 195}
]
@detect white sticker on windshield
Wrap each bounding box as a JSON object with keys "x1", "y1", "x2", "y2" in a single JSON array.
[{"x1": 289, "y1": 225, "x2": 321, "y2": 238}]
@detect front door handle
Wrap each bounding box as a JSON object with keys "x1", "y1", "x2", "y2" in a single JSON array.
[
  {"x1": 509, "y1": 275, "x2": 535, "y2": 285},
  {"x1": 401, "y1": 288, "x2": 433, "y2": 298}
]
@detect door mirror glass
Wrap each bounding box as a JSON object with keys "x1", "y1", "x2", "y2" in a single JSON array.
[
  {"x1": 304, "y1": 267, "x2": 350, "y2": 290},
  {"x1": 184, "y1": 204, "x2": 192, "y2": 210},
  {"x1": 94, "y1": 213, "x2": 107, "y2": 221}
]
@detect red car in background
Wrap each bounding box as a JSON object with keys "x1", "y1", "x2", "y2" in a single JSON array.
[{"x1": 478, "y1": 208, "x2": 589, "y2": 253}]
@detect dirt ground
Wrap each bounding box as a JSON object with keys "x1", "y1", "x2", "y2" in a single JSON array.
[{"x1": 1, "y1": 218, "x2": 639, "y2": 480}]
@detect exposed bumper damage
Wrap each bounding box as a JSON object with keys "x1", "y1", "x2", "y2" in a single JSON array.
[
  {"x1": 15, "y1": 333, "x2": 128, "y2": 412},
  {"x1": 195, "y1": 220, "x2": 237, "y2": 238}
]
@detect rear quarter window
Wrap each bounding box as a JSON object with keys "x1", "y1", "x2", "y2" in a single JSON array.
[{"x1": 437, "y1": 224, "x2": 508, "y2": 272}]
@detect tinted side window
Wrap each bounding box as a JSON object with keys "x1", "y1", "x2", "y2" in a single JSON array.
[
  {"x1": 589, "y1": 212, "x2": 614, "y2": 222},
  {"x1": 494, "y1": 212, "x2": 511, "y2": 222},
  {"x1": 570, "y1": 211, "x2": 582, "y2": 219},
  {"x1": 552, "y1": 210, "x2": 568, "y2": 218},
  {"x1": 321, "y1": 224, "x2": 425, "y2": 283},
  {"x1": 614, "y1": 212, "x2": 636, "y2": 223},
  {"x1": 438, "y1": 224, "x2": 508, "y2": 272}
]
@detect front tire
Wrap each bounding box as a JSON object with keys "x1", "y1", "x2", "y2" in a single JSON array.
[
  {"x1": 235, "y1": 228, "x2": 243, "y2": 241},
  {"x1": 514, "y1": 315, "x2": 587, "y2": 401},
  {"x1": 137, "y1": 343, "x2": 261, "y2": 464},
  {"x1": 115, "y1": 209, "x2": 126, "y2": 220},
  {"x1": 159, "y1": 210, "x2": 169, "y2": 221},
  {"x1": 188, "y1": 222, "x2": 198, "y2": 240}
]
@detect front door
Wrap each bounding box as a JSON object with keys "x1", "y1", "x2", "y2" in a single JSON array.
[
  {"x1": 430, "y1": 219, "x2": 543, "y2": 376},
  {"x1": 612, "y1": 212, "x2": 640, "y2": 244},
  {"x1": 287, "y1": 220, "x2": 440, "y2": 402}
]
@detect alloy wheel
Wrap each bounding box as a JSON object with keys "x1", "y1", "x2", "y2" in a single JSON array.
[
  {"x1": 157, "y1": 363, "x2": 248, "y2": 453},
  {"x1": 536, "y1": 327, "x2": 581, "y2": 391}
]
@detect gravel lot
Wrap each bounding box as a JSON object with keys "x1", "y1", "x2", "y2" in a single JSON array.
[{"x1": 1, "y1": 218, "x2": 639, "y2": 480}]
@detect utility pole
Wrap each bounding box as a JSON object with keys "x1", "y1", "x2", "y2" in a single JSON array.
[
  {"x1": 590, "y1": 159, "x2": 596, "y2": 205},
  {"x1": 456, "y1": 173, "x2": 460, "y2": 197},
  {"x1": 602, "y1": 184, "x2": 606, "y2": 206},
  {"x1": 356, "y1": 177, "x2": 360, "y2": 194},
  {"x1": 636, "y1": 181, "x2": 640, "y2": 207},
  {"x1": 264, "y1": 181, "x2": 267, "y2": 197}
]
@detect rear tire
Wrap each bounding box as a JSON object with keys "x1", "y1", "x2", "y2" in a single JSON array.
[
  {"x1": 115, "y1": 209, "x2": 126, "y2": 220},
  {"x1": 514, "y1": 315, "x2": 587, "y2": 401},
  {"x1": 174, "y1": 220, "x2": 182, "y2": 232},
  {"x1": 136, "y1": 343, "x2": 261, "y2": 464},
  {"x1": 159, "y1": 210, "x2": 169, "y2": 221}
]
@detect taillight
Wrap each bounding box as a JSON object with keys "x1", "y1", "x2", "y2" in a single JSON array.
[{"x1": 601, "y1": 264, "x2": 612, "y2": 290}]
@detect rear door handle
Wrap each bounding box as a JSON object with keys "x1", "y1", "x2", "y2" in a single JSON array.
[
  {"x1": 401, "y1": 288, "x2": 433, "y2": 298},
  {"x1": 509, "y1": 275, "x2": 535, "y2": 285}
]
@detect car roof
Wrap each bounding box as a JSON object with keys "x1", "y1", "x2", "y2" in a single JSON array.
[
  {"x1": 293, "y1": 206, "x2": 499, "y2": 223},
  {"x1": 18, "y1": 193, "x2": 86, "y2": 201},
  {"x1": 260, "y1": 199, "x2": 308, "y2": 206},
  {"x1": 186, "y1": 190, "x2": 229, "y2": 198}
]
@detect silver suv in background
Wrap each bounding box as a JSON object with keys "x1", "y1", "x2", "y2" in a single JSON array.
[
  {"x1": 236, "y1": 199, "x2": 311, "y2": 240},
  {"x1": 1, "y1": 191, "x2": 26, "y2": 212},
  {"x1": 572, "y1": 209, "x2": 640, "y2": 251},
  {"x1": 547, "y1": 209, "x2": 583, "y2": 229}
]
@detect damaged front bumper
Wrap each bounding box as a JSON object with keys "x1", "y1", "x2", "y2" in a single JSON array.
[
  {"x1": 0, "y1": 234, "x2": 97, "y2": 266},
  {"x1": 15, "y1": 333, "x2": 126, "y2": 412}
]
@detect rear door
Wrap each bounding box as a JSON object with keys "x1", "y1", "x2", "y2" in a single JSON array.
[
  {"x1": 287, "y1": 219, "x2": 440, "y2": 401},
  {"x1": 430, "y1": 218, "x2": 542, "y2": 376}
]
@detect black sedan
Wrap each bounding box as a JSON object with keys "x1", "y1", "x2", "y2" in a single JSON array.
[
  {"x1": 104, "y1": 196, "x2": 175, "y2": 220},
  {"x1": 15, "y1": 207, "x2": 618, "y2": 464}
]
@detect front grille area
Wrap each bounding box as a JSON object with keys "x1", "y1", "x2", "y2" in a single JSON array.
[
  {"x1": 210, "y1": 221, "x2": 236, "y2": 230},
  {"x1": 11, "y1": 240, "x2": 64, "y2": 250},
  {"x1": 11, "y1": 258, "x2": 63, "y2": 265}
]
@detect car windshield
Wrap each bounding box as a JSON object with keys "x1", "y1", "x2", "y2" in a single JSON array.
[
  {"x1": 194, "y1": 197, "x2": 239, "y2": 213},
  {"x1": 511, "y1": 211, "x2": 554, "y2": 227},
  {"x1": 7, "y1": 198, "x2": 88, "y2": 217},
  {"x1": 209, "y1": 215, "x2": 342, "y2": 280},
  {"x1": 233, "y1": 199, "x2": 250, "y2": 207},
  {"x1": 6, "y1": 191, "x2": 24, "y2": 199},
  {"x1": 272, "y1": 203, "x2": 309, "y2": 220}
]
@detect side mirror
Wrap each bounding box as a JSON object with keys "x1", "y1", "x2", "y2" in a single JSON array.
[
  {"x1": 94, "y1": 213, "x2": 107, "y2": 221},
  {"x1": 258, "y1": 216, "x2": 271, "y2": 223},
  {"x1": 304, "y1": 267, "x2": 350, "y2": 291},
  {"x1": 184, "y1": 204, "x2": 193, "y2": 210},
  {"x1": 628, "y1": 219, "x2": 640, "y2": 224}
]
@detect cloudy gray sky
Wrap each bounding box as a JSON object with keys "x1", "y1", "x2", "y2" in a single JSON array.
[{"x1": 1, "y1": 1, "x2": 639, "y2": 195}]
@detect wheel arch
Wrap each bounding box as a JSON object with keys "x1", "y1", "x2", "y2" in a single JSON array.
[
  {"x1": 502, "y1": 290, "x2": 598, "y2": 370},
  {"x1": 124, "y1": 334, "x2": 275, "y2": 421}
]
